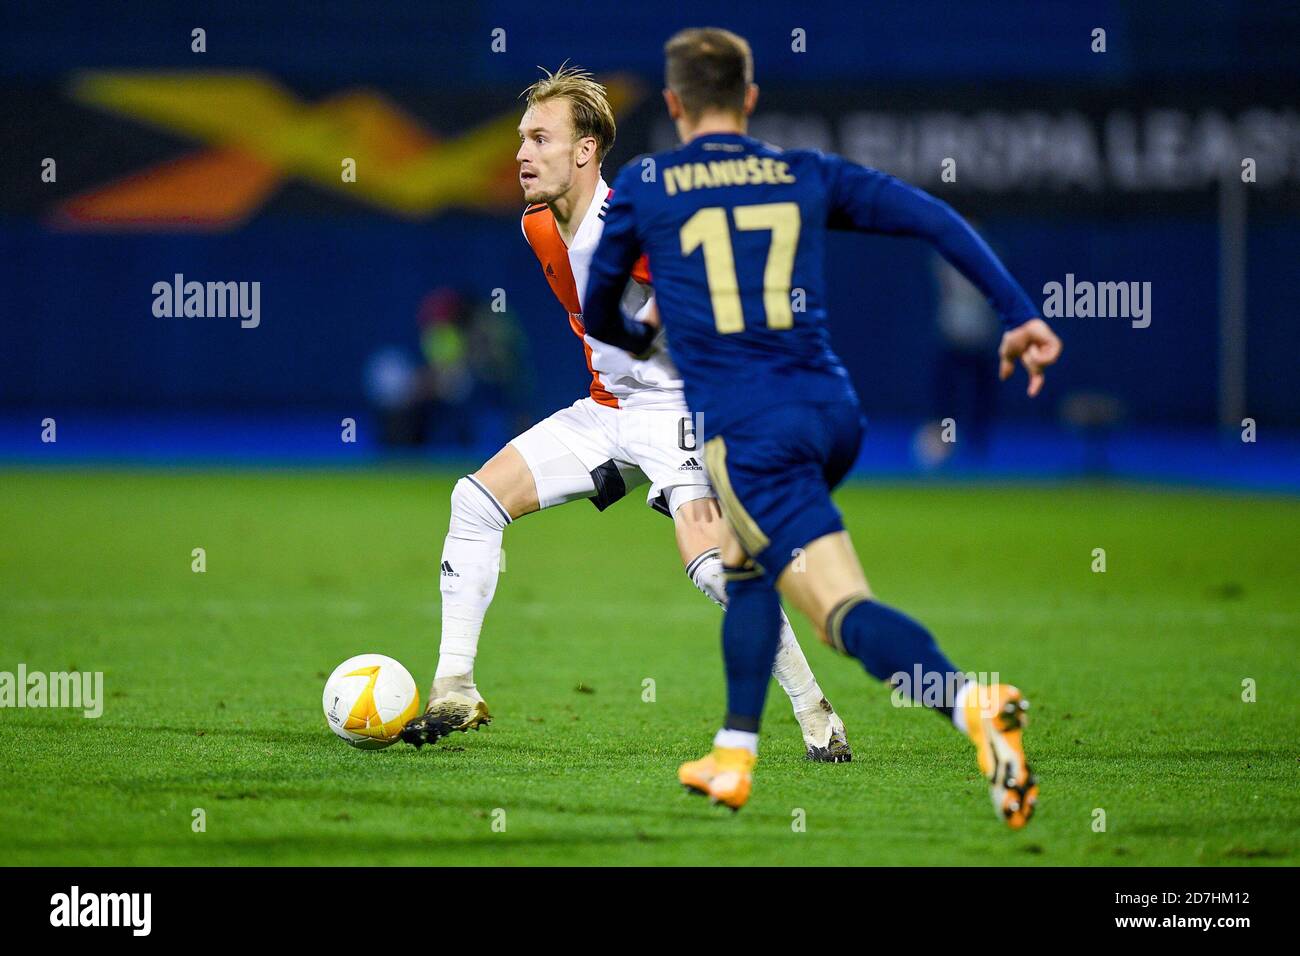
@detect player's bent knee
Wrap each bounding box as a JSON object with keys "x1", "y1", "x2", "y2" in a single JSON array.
[
  {"x1": 779, "y1": 573, "x2": 870, "y2": 650},
  {"x1": 673, "y1": 495, "x2": 721, "y2": 527},
  {"x1": 450, "y1": 475, "x2": 514, "y2": 533},
  {"x1": 471, "y1": 445, "x2": 538, "y2": 519},
  {"x1": 777, "y1": 531, "x2": 871, "y2": 634}
]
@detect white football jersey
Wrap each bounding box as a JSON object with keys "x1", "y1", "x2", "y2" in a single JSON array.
[{"x1": 522, "y1": 179, "x2": 686, "y2": 411}]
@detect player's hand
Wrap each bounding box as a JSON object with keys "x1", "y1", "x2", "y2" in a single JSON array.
[{"x1": 998, "y1": 318, "x2": 1062, "y2": 398}]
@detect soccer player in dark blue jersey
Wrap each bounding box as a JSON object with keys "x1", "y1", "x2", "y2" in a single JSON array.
[{"x1": 583, "y1": 28, "x2": 1061, "y2": 827}]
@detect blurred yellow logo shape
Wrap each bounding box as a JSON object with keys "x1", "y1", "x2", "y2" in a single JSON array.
[
  {"x1": 56, "y1": 71, "x2": 642, "y2": 229},
  {"x1": 341, "y1": 665, "x2": 383, "y2": 734}
]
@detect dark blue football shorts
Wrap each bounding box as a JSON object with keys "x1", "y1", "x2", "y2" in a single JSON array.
[{"x1": 703, "y1": 399, "x2": 866, "y2": 584}]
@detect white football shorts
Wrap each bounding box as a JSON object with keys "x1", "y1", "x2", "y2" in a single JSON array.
[{"x1": 510, "y1": 397, "x2": 713, "y2": 517}]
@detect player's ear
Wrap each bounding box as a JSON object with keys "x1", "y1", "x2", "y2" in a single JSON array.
[
  {"x1": 663, "y1": 88, "x2": 683, "y2": 121},
  {"x1": 576, "y1": 135, "x2": 598, "y2": 168},
  {"x1": 743, "y1": 84, "x2": 759, "y2": 117}
]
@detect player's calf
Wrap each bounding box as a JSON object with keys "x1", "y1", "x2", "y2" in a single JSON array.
[{"x1": 780, "y1": 531, "x2": 1039, "y2": 826}]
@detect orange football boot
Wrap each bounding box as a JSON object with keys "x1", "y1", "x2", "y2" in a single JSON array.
[
  {"x1": 963, "y1": 683, "x2": 1039, "y2": 829},
  {"x1": 678, "y1": 747, "x2": 756, "y2": 811}
]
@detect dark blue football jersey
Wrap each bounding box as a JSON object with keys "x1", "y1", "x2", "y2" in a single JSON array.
[{"x1": 583, "y1": 132, "x2": 1038, "y2": 437}]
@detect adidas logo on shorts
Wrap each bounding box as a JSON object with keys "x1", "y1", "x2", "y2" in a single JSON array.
[
  {"x1": 441, "y1": 560, "x2": 459, "y2": 577},
  {"x1": 679, "y1": 457, "x2": 704, "y2": 471}
]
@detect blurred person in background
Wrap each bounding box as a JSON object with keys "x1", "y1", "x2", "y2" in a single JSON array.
[
  {"x1": 460, "y1": 293, "x2": 535, "y2": 441},
  {"x1": 365, "y1": 287, "x2": 533, "y2": 450},
  {"x1": 418, "y1": 288, "x2": 476, "y2": 448}
]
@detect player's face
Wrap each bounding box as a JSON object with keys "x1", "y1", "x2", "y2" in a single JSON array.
[{"x1": 517, "y1": 99, "x2": 580, "y2": 205}]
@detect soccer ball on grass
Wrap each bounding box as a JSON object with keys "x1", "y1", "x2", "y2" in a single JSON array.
[{"x1": 322, "y1": 654, "x2": 419, "y2": 749}]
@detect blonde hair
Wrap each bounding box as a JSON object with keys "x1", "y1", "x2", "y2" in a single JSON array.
[{"x1": 520, "y1": 64, "x2": 617, "y2": 163}]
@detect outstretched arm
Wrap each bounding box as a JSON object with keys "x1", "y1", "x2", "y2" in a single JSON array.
[{"x1": 827, "y1": 157, "x2": 1061, "y2": 394}]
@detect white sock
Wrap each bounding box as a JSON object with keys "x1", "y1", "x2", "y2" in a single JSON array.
[
  {"x1": 687, "y1": 550, "x2": 824, "y2": 714},
  {"x1": 772, "y1": 617, "x2": 823, "y2": 713},
  {"x1": 686, "y1": 548, "x2": 727, "y2": 608},
  {"x1": 714, "y1": 728, "x2": 758, "y2": 754},
  {"x1": 952, "y1": 679, "x2": 975, "y2": 734},
  {"x1": 435, "y1": 476, "x2": 511, "y2": 683}
]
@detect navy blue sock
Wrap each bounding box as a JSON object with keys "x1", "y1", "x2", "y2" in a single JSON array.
[
  {"x1": 828, "y1": 598, "x2": 965, "y2": 720},
  {"x1": 721, "y1": 568, "x2": 784, "y2": 732}
]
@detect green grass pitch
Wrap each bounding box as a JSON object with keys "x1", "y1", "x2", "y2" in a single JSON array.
[{"x1": 1, "y1": 468, "x2": 1296, "y2": 866}]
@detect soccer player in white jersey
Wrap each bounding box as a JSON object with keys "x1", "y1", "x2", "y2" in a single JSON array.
[{"x1": 401, "y1": 67, "x2": 851, "y2": 761}]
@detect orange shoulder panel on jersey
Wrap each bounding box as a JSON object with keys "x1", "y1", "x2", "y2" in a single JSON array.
[
  {"x1": 519, "y1": 203, "x2": 618, "y2": 408},
  {"x1": 520, "y1": 203, "x2": 580, "y2": 315}
]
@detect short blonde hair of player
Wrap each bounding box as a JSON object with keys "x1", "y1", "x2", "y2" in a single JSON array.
[{"x1": 520, "y1": 65, "x2": 617, "y2": 164}]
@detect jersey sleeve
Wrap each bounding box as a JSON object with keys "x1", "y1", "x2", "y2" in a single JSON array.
[
  {"x1": 582, "y1": 164, "x2": 658, "y2": 355},
  {"x1": 626, "y1": 256, "x2": 655, "y2": 327},
  {"x1": 823, "y1": 155, "x2": 1038, "y2": 329}
]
